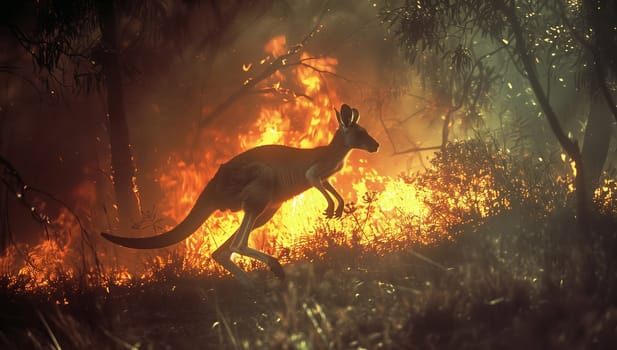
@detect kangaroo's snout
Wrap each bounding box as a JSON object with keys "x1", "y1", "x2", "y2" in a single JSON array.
[
  {"x1": 366, "y1": 138, "x2": 380, "y2": 153},
  {"x1": 369, "y1": 142, "x2": 379, "y2": 153}
]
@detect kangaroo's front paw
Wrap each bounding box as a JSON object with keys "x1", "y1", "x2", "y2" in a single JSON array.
[
  {"x1": 334, "y1": 205, "x2": 343, "y2": 218},
  {"x1": 323, "y1": 206, "x2": 335, "y2": 218}
]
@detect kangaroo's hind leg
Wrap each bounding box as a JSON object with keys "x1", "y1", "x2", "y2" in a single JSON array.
[
  {"x1": 231, "y1": 206, "x2": 284, "y2": 280},
  {"x1": 212, "y1": 205, "x2": 283, "y2": 284},
  {"x1": 212, "y1": 235, "x2": 253, "y2": 287}
]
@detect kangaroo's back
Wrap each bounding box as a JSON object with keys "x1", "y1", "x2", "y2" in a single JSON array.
[{"x1": 219, "y1": 145, "x2": 328, "y2": 200}]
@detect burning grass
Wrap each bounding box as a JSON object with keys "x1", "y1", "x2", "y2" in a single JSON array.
[{"x1": 2, "y1": 139, "x2": 617, "y2": 349}]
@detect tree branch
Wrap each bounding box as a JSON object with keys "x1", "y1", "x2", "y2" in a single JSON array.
[
  {"x1": 392, "y1": 145, "x2": 442, "y2": 156},
  {"x1": 505, "y1": 4, "x2": 578, "y2": 156},
  {"x1": 196, "y1": 24, "x2": 325, "y2": 130},
  {"x1": 555, "y1": 0, "x2": 617, "y2": 123},
  {"x1": 595, "y1": 60, "x2": 617, "y2": 124}
]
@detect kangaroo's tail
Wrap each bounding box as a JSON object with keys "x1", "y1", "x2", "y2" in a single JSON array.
[{"x1": 101, "y1": 185, "x2": 217, "y2": 249}]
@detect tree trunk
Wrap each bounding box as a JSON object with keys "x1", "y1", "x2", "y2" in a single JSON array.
[
  {"x1": 581, "y1": 85, "x2": 613, "y2": 200},
  {"x1": 441, "y1": 111, "x2": 452, "y2": 152},
  {"x1": 505, "y1": 3, "x2": 589, "y2": 231},
  {"x1": 97, "y1": 1, "x2": 141, "y2": 227},
  {"x1": 0, "y1": 103, "x2": 8, "y2": 252}
]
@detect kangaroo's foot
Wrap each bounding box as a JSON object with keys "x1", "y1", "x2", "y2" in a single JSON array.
[
  {"x1": 212, "y1": 249, "x2": 254, "y2": 288},
  {"x1": 324, "y1": 205, "x2": 335, "y2": 218},
  {"x1": 334, "y1": 204, "x2": 343, "y2": 218}
]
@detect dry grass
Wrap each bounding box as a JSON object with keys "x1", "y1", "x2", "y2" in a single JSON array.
[{"x1": 2, "y1": 140, "x2": 617, "y2": 349}]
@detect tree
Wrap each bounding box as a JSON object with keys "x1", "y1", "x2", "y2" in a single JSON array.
[
  {"x1": 94, "y1": 1, "x2": 143, "y2": 227},
  {"x1": 556, "y1": 0, "x2": 617, "y2": 198},
  {"x1": 400, "y1": 44, "x2": 499, "y2": 153},
  {"x1": 1, "y1": 0, "x2": 165, "y2": 227},
  {"x1": 2, "y1": 0, "x2": 278, "y2": 232},
  {"x1": 383, "y1": 0, "x2": 617, "y2": 230}
]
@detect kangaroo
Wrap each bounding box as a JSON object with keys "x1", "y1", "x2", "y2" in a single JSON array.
[{"x1": 101, "y1": 104, "x2": 379, "y2": 286}]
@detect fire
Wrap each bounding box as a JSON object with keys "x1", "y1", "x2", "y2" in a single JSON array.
[
  {"x1": 264, "y1": 35, "x2": 288, "y2": 58},
  {"x1": 18, "y1": 239, "x2": 74, "y2": 289},
  {"x1": 154, "y1": 35, "x2": 431, "y2": 274},
  {"x1": 6, "y1": 208, "x2": 78, "y2": 292},
  {"x1": 1, "y1": 35, "x2": 516, "y2": 293}
]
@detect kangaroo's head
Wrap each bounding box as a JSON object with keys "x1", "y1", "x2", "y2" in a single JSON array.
[{"x1": 336, "y1": 104, "x2": 380, "y2": 153}]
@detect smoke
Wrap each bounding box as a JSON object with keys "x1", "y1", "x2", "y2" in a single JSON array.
[
  {"x1": 2, "y1": 0, "x2": 437, "y2": 245},
  {"x1": 124, "y1": 0, "x2": 431, "y2": 177}
]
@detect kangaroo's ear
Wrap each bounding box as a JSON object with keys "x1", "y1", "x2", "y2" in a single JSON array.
[
  {"x1": 335, "y1": 108, "x2": 343, "y2": 126},
  {"x1": 339, "y1": 104, "x2": 354, "y2": 127},
  {"x1": 351, "y1": 108, "x2": 360, "y2": 124}
]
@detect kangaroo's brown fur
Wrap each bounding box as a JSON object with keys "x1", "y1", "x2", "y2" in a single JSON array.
[{"x1": 101, "y1": 104, "x2": 379, "y2": 286}]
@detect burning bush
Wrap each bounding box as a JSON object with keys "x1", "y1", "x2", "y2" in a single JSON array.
[{"x1": 406, "y1": 139, "x2": 576, "y2": 235}]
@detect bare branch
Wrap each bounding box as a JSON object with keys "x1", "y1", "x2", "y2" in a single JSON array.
[
  {"x1": 398, "y1": 107, "x2": 426, "y2": 124},
  {"x1": 0, "y1": 68, "x2": 44, "y2": 98},
  {"x1": 196, "y1": 23, "x2": 327, "y2": 130},
  {"x1": 0, "y1": 155, "x2": 97, "y2": 253},
  {"x1": 392, "y1": 145, "x2": 442, "y2": 156},
  {"x1": 595, "y1": 60, "x2": 617, "y2": 124},
  {"x1": 251, "y1": 87, "x2": 314, "y2": 102}
]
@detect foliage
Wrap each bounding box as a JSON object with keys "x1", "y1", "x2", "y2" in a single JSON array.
[
  {"x1": 382, "y1": 0, "x2": 617, "y2": 229},
  {"x1": 381, "y1": 0, "x2": 504, "y2": 144},
  {"x1": 2, "y1": 212, "x2": 617, "y2": 348},
  {"x1": 404, "y1": 139, "x2": 574, "y2": 236},
  {"x1": 1, "y1": 0, "x2": 187, "y2": 95},
  {"x1": 595, "y1": 175, "x2": 617, "y2": 216}
]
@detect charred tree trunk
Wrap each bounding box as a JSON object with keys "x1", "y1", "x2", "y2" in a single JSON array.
[
  {"x1": 581, "y1": 84, "x2": 614, "y2": 201},
  {"x1": 96, "y1": 1, "x2": 141, "y2": 227}
]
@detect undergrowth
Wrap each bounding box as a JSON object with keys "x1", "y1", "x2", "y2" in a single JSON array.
[{"x1": 1, "y1": 140, "x2": 616, "y2": 349}]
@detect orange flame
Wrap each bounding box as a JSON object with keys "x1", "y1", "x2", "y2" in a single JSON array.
[
  {"x1": 1, "y1": 35, "x2": 502, "y2": 292},
  {"x1": 152, "y1": 36, "x2": 432, "y2": 275}
]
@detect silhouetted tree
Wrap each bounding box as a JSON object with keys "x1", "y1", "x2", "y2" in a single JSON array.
[
  {"x1": 0, "y1": 0, "x2": 169, "y2": 226},
  {"x1": 0, "y1": 0, "x2": 261, "y2": 228}
]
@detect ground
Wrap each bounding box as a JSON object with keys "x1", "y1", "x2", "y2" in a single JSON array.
[{"x1": 2, "y1": 214, "x2": 617, "y2": 349}]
